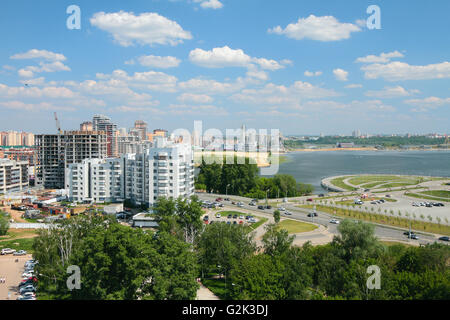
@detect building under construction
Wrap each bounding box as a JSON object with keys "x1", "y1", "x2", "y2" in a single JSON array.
[{"x1": 35, "y1": 131, "x2": 107, "y2": 189}]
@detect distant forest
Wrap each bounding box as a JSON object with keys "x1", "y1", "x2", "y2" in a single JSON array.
[{"x1": 285, "y1": 136, "x2": 447, "y2": 148}]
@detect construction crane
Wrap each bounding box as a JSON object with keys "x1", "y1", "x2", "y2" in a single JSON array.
[{"x1": 54, "y1": 112, "x2": 62, "y2": 135}]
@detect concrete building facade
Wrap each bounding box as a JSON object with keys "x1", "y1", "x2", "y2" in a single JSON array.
[
  {"x1": 35, "y1": 131, "x2": 107, "y2": 189},
  {"x1": 0, "y1": 159, "x2": 29, "y2": 194},
  {"x1": 66, "y1": 138, "x2": 195, "y2": 206}
]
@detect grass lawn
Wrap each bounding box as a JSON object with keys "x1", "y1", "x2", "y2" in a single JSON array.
[
  {"x1": 277, "y1": 219, "x2": 317, "y2": 234},
  {"x1": 0, "y1": 237, "x2": 35, "y2": 253},
  {"x1": 247, "y1": 216, "x2": 268, "y2": 231},
  {"x1": 421, "y1": 190, "x2": 450, "y2": 199},
  {"x1": 405, "y1": 192, "x2": 450, "y2": 203},
  {"x1": 330, "y1": 177, "x2": 357, "y2": 191}
]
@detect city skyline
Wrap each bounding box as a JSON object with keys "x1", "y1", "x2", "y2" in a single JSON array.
[{"x1": 1, "y1": 1, "x2": 449, "y2": 135}]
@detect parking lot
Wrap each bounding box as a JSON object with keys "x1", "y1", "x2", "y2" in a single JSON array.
[{"x1": 0, "y1": 254, "x2": 33, "y2": 300}]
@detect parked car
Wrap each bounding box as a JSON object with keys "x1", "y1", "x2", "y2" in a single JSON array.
[
  {"x1": 17, "y1": 292, "x2": 36, "y2": 300},
  {"x1": 203, "y1": 216, "x2": 209, "y2": 221},
  {"x1": 329, "y1": 219, "x2": 340, "y2": 224},
  {"x1": 306, "y1": 198, "x2": 313, "y2": 202},
  {"x1": 438, "y1": 236, "x2": 449, "y2": 242},
  {"x1": 224, "y1": 198, "x2": 230, "y2": 201},
  {"x1": 215, "y1": 213, "x2": 221, "y2": 218},
  {"x1": 215, "y1": 198, "x2": 223, "y2": 202},
  {"x1": 233, "y1": 214, "x2": 238, "y2": 219},
  {"x1": 239, "y1": 215, "x2": 245, "y2": 220},
  {"x1": 20, "y1": 285, "x2": 36, "y2": 295},
  {"x1": 1, "y1": 248, "x2": 16, "y2": 255},
  {"x1": 265, "y1": 205, "x2": 272, "y2": 209},
  {"x1": 237, "y1": 202, "x2": 244, "y2": 208},
  {"x1": 13, "y1": 250, "x2": 27, "y2": 256},
  {"x1": 249, "y1": 202, "x2": 256, "y2": 206},
  {"x1": 227, "y1": 214, "x2": 232, "y2": 219}
]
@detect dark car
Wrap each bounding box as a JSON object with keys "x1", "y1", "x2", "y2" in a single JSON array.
[
  {"x1": 227, "y1": 214, "x2": 232, "y2": 219},
  {"x1": 307, "y1": 212, "x2": 318, "y2": 217},
  {"x1": 203, "y1": 216, "x2": 209, "y2": 221},
  {"x1": 258, "y1": 205, "x2": 264, "y2": 210},
  {"x1": 403, "y1": 231, "x2": 416, "y2": 236},
  {"x1": 233, "y1": 214, "x2": 238, "y2": 219},
  {"x1": 438, "y1": 236, "x2": 449, "y2": 242},
  {"x1": 265, "y1": 205, "x2": 272, "y2": 209},
  {"x1": 224, "y1": 198, "x2": 230, "y2": 201},
  {"x1": 318, "y1": 194, "x2": 325, "y2": 197}
]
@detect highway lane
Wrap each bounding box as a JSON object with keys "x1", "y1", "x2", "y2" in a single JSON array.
[{"x1": 196, "y1": 193, "x2": 446, "y2": 246}]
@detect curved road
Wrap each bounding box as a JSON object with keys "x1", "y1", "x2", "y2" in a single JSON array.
[{"x1": 196, "y1": 193, "x2": 448, "y2": 246}]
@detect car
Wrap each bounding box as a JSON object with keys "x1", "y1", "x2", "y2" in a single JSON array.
[
  {"x1": 239, "y1": 215, "x2": 245, "y2": 220},
  {"x1": 279, "y1": 207, "x2": 286, "y2": 211},
  {"x1": 354, "y1": 199, "x2": 363, "y2": 205},
  {"x1": 231, "y1": 201, "x2": 236, "y2": 205},
  {"x1": 307, "y1": 212, "x2": 318, "y2": 217},
  {"x1": 403, "y1": 231, "x2": 416, "y2": 236},
  {"x1": 22, "y1": 271, "x2": 34, "y2": 278},
  {"x1": 215, "y1": 213, "x2": 221, "y2": 218},
  {"x1": 226, "y1": 221, "x2": 231, "y2": 225},
  {"x1": 425, "y1": 203, "x2": 433, "y2": 208},
  {"x1": 14, "y1": 250, "x2": 27, "y2": 256},
  {"x1": 227, "y1": 214, "x2": 232, "y2": 219},
  {"x1": 412, "y1": 202, "x2": 419, "y2": 207},
  {"x1": 265, "y1": 205, "x2": 272, "y2": 209},
  {"x1": 245, "y1": 215, "x2": 250, "y2": 220},
  {"x1": 237, "y1": 202, "x2": 244, "y2": 208},
  {"x1": 386, "y1": 195, "x2": 391, "y2": 198},
  {"x1": 329, "y1": 219, "x2": 340, "y2": 224},
  {"x1": 284, "y1": 211, "x2": 292, "y2": 216},
  {"x1": 20, "y1": 285, "x2": 36, "y2": 294},
  {"x1": 215, "y1": 198, "x2": 223, "y2": 202},
  {"x1": 233, "y1": 221, "x2": 237, "y2": 225},
  {"x1": 306, "y1": 198, "x2": 313, "y2": 202},
  {"x1": 436, "y1": 203, "x2": 444, "y2": 207},
  {"x1": 410, "y1": 234, "x2": 419, "y2": 240},
  {"x1": 379, "y1": 199, "x2": 385, "y2": 203},
  {"x1": 319, "y1": 194, "x2": 325, "y2": 197},
  {"x1": 203, "y1": 216, "x2": 209, "y2": 221},
  {"x1": 249, "y1": 202, "x2": 256, "y2": 206},
  {"x1": 438, "y1": 236, "x2": 449, "y2": 242},
  {"x1": 258, "y1": 205, "x2": 264, "y2": 210},
  {"x1": 224, "y1": 198, "x2": 230, "y2": 201},
  {"x1": 370, "y1": 201, "x2": 377, "y2": 204},
  {"x1": 19, "y1": 278, "x2": 37, "y2": 287},
  {"x1": 17, "y1": 295, "x2": 36, "y2": 301},
  {"x1": 233, "y1": 214, "x2": 238, "y2": 219},
  {"x1": 249, "y1": 218, "x2": 257, "y2": 223},
  {"x1": 364, "y1": 189, "x2": 370, "y2": 192},
  {"x1": 1, "y1": 248, "x2": 16, "y2": 255}
]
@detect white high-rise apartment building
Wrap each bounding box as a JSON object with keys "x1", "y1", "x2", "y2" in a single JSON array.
[{"x1": 66, "y1": 138, "x2": 195, "y2": 206}]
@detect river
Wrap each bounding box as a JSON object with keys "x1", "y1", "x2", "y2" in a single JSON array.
[{"x1": 273, "y1": 150, "x2": 450, "y2": 194}]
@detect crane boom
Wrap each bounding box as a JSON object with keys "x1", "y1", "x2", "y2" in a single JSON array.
[{"x1": 54, "y1": 112, "x2": 61, "y2": 135}]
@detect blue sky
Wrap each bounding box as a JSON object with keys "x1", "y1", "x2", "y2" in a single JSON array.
[{"x1": 0, "y1": 0, "x2": 449, "y2": 135}]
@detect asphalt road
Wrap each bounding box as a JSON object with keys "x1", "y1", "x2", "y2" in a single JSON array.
[{"x1": 196, "y1": 193, "x2": 448, "y2": 246}]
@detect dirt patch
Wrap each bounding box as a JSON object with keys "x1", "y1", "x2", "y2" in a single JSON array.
[{"x1": 0, "y1": 254, "x2": 33, "y2": 300}]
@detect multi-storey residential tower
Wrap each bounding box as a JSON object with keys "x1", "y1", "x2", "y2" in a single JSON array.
[
  {"x1": 92, "y1": 115, "x2": 118, "y2": 157},
  {"x1": 35, "y1": 131, "x2": 107, "y2": 189},
  {"x1": 0, "y1": 159, "x2": 29, "y2": 194}
]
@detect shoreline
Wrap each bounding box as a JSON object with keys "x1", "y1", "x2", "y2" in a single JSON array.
[{"x1": 284, "y1": 147, "x2": 450, "y2": 153}]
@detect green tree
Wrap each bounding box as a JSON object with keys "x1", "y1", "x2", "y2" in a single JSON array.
[
  {"x1": 0, "y1": 212, "x2": 9, "y2": 236},
  {"x1": 273, "y1": 210, "x2": 281, "y2": 224}
]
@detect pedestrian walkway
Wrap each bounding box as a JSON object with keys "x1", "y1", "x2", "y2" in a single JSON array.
[{"x1": 196, "y1": 283, "x2": 220, "y2": 300}]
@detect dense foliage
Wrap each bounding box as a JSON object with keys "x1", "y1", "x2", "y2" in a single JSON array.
[
  {"x1": 195, "y1": 158, "x2": 313, "y2": 198},
  {"x1": 0, "y1": 211, "x2": 9, "y2": 236},
  {"x1": 33, "y1": 211, "x2": 199, "y2": 300},
  {"x1": 198, "y1": 220, "x2": 450, "y2": 300}
]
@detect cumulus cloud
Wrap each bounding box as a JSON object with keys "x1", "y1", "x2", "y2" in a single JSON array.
[
  {"x1": 168, "y1": 104, "x2": 228, "y2": 116},
  {"x1": 404, "y1": 96, "x2": 450, "y2": 112},
  {"x1": 0, "y1": 100, "x2": 75, "y2": 112},
  {"x1": 355, "y1": 51, "x2": 404, "y2": 64},
  {"x1": 10, "y1": 49, "x2": 66, "y2": 62},
  {"x1": 304, "y1": 70, "x2": 322, "y2": 77},
  {"x1": 333, "y1": 68, "x2": 348, "y2": 81},
  {"x1": 365, "y1": 86, "x2": 419, "y2": 98},
  {"x1": 90, "y1": 11, "x2": 192, "y2": 46},
  {"x1": 18, "y1": 61, "x2": 71, "y2": 78},
  {"x1": 137, "y1": 55, "x2": 181, "y2": 68},
  {"x1": 361, "y1": 61, "x2": 450, "y2": 81},
  {"x1": 188, "y1": 46, "x2": 285, "y2": 71},
  {"x1": 177, "y1": 93, "x2": 213, "y2": 104},
  {"x1": 268, "y1": 15, "x2": 361, "y2": 41},
  {"x1": 193, "y1": 0, "x2": 224, "y2": 9},
  {"x1": 345, "y1": 84, "x2": 362, "y2": 89}
]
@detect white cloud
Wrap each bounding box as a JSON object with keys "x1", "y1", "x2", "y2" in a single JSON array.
[
  {"x1": 333, "y1": 68, "x2": 348, "y2": 81},
  {"x1": 0, "y1": 100, "x2": 75, "y2": 112},
  {"x1": 365, "y1": 86, "x2": 419, "y2": 98},
  {"x1": 90, "y1": 11, "x2": 192, "y2": 47},
  {"x1": 177, "y1": 93, "x2": 213, "y2": 104},
  {"x1": 18, "y1": 61, "x2": 71, "y2": 78},
  {"x1": 404, "y1": 96, "x2": 450, "y2": 112},
  {"x1": 19, "y1": 77, "x2": 45, "y2": 86},
  {"x1": 138, "y1": 55, "x2": 181, "y2": 68},
  {"x1": 188, "y1": 46, "x2": 284, "y2": 70},
  {"x1": 10, "y1": 49, "x2": 66, "y2": 62},
  {"x1": 230, "y1": 81, "x2": 339, "y2": 107},
  {"x1": 355, "y1": 51, "x2": 404, "y2": 64},
  {"x1": 194, "y1": 0, "x2": 224, "y2": 9},
  {"x1": 345, "y1": 84, "x2": 362, "y2": 89},
  {"x1": 178, "y1": 77, "x2": 246, "y2": 95},
  {"x1": 362, "y1": 61, "x2": 450, "y2": 81},
  {"x1": 304, "y1": 70, "x2": 322, "y2": 77},
  {"x1": 268, "y1": 15, "x2": 361, "y2": 41},
  {"x1": 0, "y1": 83, "x2": 76, "y2": 99},
  {"x1": 168, "y1": 104, "x2": 228, "y2": 116}
]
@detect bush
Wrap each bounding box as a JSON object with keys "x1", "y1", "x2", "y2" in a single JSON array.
[{"x1": 0, "y1": 213, "x2": 10, "y2": 236}]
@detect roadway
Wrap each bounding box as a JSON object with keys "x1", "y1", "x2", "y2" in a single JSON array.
[{"x1": 196, "y1": 193, "x2": 448, "y2": 246}]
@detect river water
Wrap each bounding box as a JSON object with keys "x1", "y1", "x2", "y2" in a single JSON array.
[{"x1": 273, "y1": 150, "x2": 450, "y2": 194}]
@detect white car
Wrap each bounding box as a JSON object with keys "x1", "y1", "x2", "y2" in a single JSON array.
[
  {"x1": 279, "y1": 207, "x2": 286, "y2": 211},
  {"x1": 237, "y1": 202, "x2": 244, "y2": 208},
  {"x1": 330, "y1": 219, "x2": 340, "y2": 224},
  {"x1": 239, "y1": 215, "x2": 245, "y2": 220},
  {"x1": 215, "y1": 213, "x2": 221, "y2": 218},
  {"x1": 284, "y1": 211, "x2": 292, "y2": 216},
  {"x1": 1, "y1": 248, "x2": 16, "y2": 255},
  {"x1": 14, "y1": 250, "x2": 27, "y2": 256}
]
